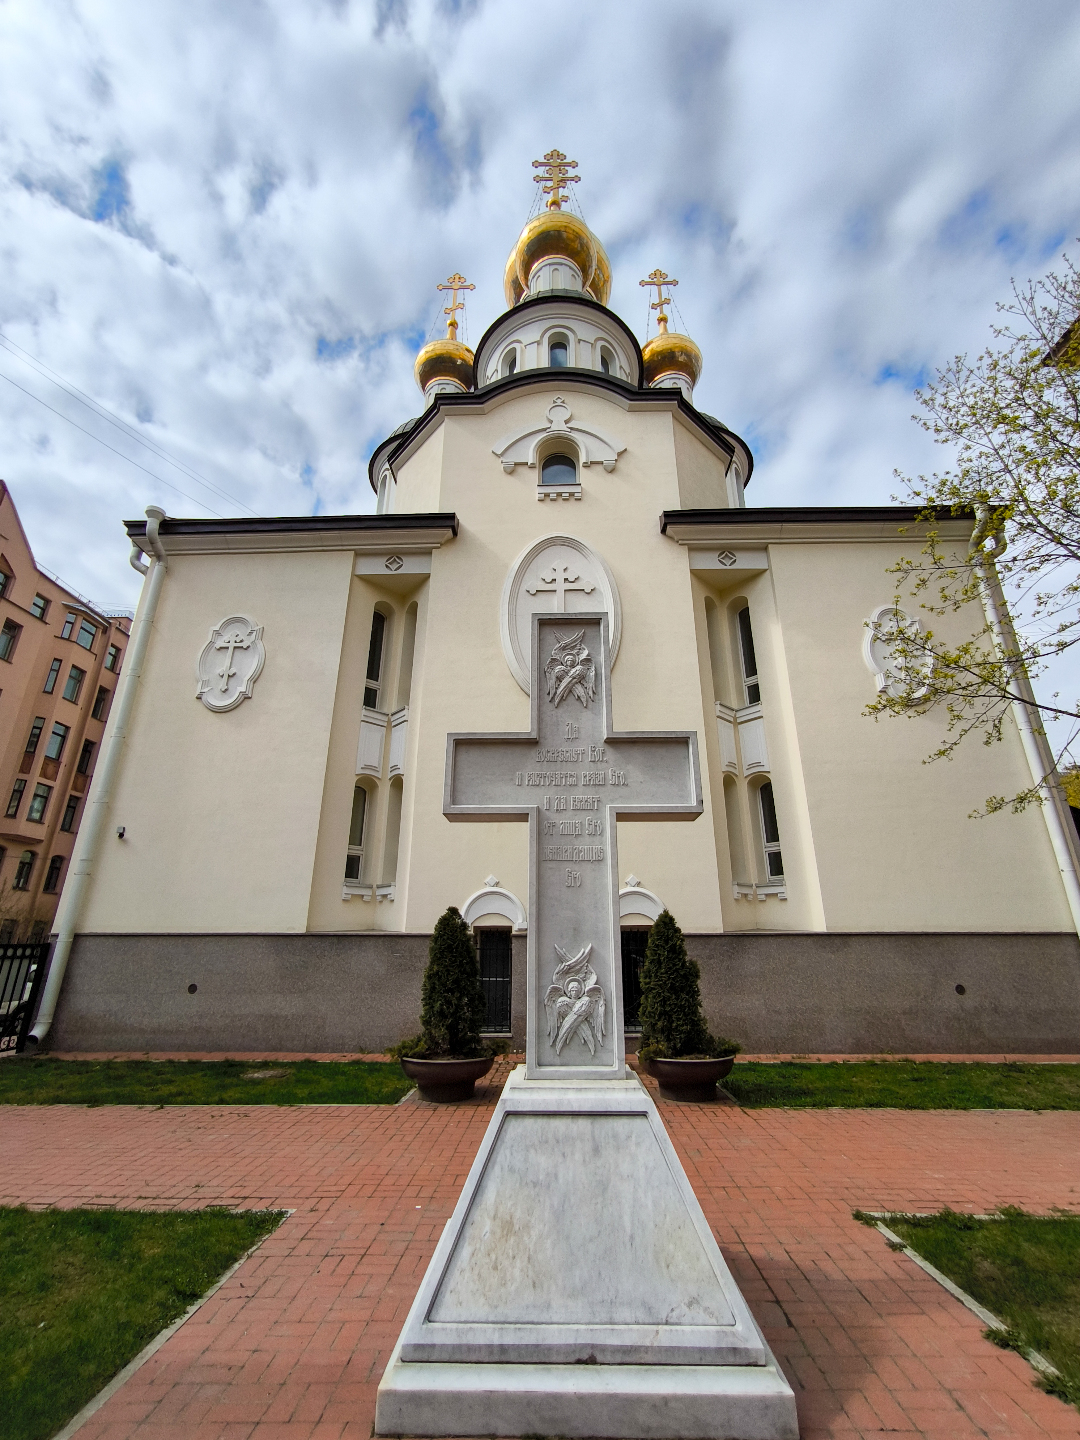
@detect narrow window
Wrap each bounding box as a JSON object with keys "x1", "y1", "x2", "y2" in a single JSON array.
[
  {"x1": 600, "y1": 352, "x2": 611, "y2": 374},
  {"x1": 60, "y1": 795, "x2": 79, "y2": 833},
  {"x1": 13, "y1": 851, "x2": 35, "y2": 891},
  {"x1": 501, "y1": 349, "x2": 518, "y2": 378},
  {"x1": 382, "y1": 777, "x2": 403, "y2": 883},
  {"x1": 758, "y1": 782, "x2": 784, "y2": 881},
  {"x1": 477, "y1": 929, "x2": 512, "y2": 1033},
  {"x1": 395, "y1": 603, "x2": 418, "y2": 709},
  {"x1": 364, "y1": 611, "x2": 386, "y2": 710},
  {"x1": 27, "y1": 784, "x2": 52, "y2": 823},
  {"x1": 43, "y1": 855, "x2": 64, "y2": 893},
  {"x1": 105, "y1": 644, "x2": 121, "y2": 672},
  {"x1": 0, "y1": 568, "x2": 10, "y2": 597},
  {"x1": 738, "y1": 607, "x2": 760, "y2": 704},
  {"x1": 25, "y1": 717, "x2": 46, "y2": 755},
  {"x1": 549, "y1": 338, "x2": 568, "y2": 368},
  {"x1": 0, "y1": 919, "x2": 14, "y2": 943},
  {"x1": 76, "y1": 739, "x2": 95, "y2": 776},
  {"x1": 63, "y1": 665, "x2": 86, "y2": 703},
  {"x1": 344, "y1": 784, "x2": 367, "y2": 882},
  {"x1": 60, "y1": 613, "x2": 76, "y2": 641},
  {"x1": 45, "y1": 722, "x2": 70, "y2": 762},
  {"x1": 92, "y1": 686, "x2": 110, "y2": 721},
  {"x1": 44, "y1": 659, "x2": 62, "y2": 694},
  {"x1": 76, "y1": 619, "x2": 96, "y2": 651},
  {"x1": 31, "y1": 594, "x2": 50, "y2": 620},
  {"x1": 6, "y1": 780, "x2": 26, "y2": 819},
  {"x1": 30, "y1": 920, "x2": 46, "y2": 943},
  {"x1": 541, "y1": 453, "x2": 576, "y2": 487},
  {"x1": 620, "y1": 929, "x2": 649, "y2": 1030},
  {"x1": 0, "y1": 618, "x2": 21, "y2": 661}
]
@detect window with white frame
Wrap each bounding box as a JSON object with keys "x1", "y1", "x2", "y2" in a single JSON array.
[
  {"x1": 598, "y1": 345, "x2": 615, "y2": 376},
  {"x1": 541, "y1": 453, "x2": 577, "y2": 487},
  {"x1": 500, "y1": 348, "x2": 518, "y2": 378},
  {"x1": 363, "y1": 610, "x2": 387, "y2": 710},
  {"x1": 757, "y1": 782, "x2": 784, "y2": 881},
  {"x1": 737, "y1": 606, "x2": 760, "y2": 704},
  {"x1": 344, "y1": 783, "x2": 368, "y2": 883},
  {"x1": 548, "y1": 334, "x2": 569, "y2": 368}
]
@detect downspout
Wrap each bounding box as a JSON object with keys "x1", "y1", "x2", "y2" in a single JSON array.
[
  {"x1": 29, "y1": 506, "x2": 168, "y2": 1043},
  {"x1": 970, "y1": 503, "x2": 1080, "y2": 933}
]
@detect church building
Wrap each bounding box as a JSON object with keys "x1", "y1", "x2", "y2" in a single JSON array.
[{"x1": 39, "y1": 154, "x2": 1080, "y2": 1054}]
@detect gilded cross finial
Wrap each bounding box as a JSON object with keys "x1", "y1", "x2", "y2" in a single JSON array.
[
  {"x1": 436, "y1": 273, "x2": 475, "y2": 340},
  {"x1": 640, "y1": 268, "x2": 678, "y2": 334},
  {"x1": 532, "y1": 149, "x2": 580, "y2": 211}
]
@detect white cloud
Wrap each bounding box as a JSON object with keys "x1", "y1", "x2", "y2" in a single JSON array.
[{"x1": 1, "y1": 0, "x2": 1078, "y2": 681}]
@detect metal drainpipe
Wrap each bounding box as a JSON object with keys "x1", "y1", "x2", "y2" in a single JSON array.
[
  {"x1": 29, "y1": 507, "x2": 168, "y2": 1044},
  {"x1": 970, "y1": 505, "x2": 1080, "y2": 933}
]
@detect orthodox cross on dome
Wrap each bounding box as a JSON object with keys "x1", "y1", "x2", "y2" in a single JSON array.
[
  {"x1": 640, "y1": 268, "x2": 678, "y2": 334},
  {"x1": 532, "y1": 150, "x2": 580, "y2": 211},
  {"x1": 436, "y1": 273, "x2": 475, "y2": 340}
]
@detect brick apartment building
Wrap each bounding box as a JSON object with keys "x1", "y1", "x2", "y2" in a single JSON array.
[{"x1": 0, "y1": 481, "x2": 130, "y2": 942}]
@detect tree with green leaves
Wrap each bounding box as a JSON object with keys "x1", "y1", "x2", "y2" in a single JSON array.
[
  {"x1": 867, "y1": 250, "x2": 1080, "y2": 816},
  {"x1": 409, "y1": 906, "x2": 488, "y2": 1058},
  {"x1": 637, "y1": 909, "x2": 739, "y2": 1060}
]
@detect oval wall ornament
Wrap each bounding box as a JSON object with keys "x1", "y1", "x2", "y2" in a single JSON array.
[
  {"x1": 197, "y1": 615, "x2": 265, "y2": 712},
  {"x1": 500, "y1": 534, "x2": 621, "y2": 693}
]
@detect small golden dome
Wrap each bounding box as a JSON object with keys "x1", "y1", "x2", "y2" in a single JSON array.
[
  {"x1": 414, "y1": 336, "x2": 474, "y2": 395},
  {"x1": 504, "y1": 209, "x2": 612, "y2": 307},
  {"x1": 642, "y1": 330, "x2": 703, "y2": 388}
]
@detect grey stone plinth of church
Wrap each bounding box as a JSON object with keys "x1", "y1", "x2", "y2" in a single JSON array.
[
  {"x1": 374, "y1": 1069, "x2": 798, "y2": 1439},
  {"x1": 374, "y1": 615, "x2": 798, "y2": 1438}
]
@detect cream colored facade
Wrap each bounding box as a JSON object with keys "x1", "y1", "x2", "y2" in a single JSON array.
[{"x1": 48, "y1": 194, "x2": 1080, "y2": 1055}]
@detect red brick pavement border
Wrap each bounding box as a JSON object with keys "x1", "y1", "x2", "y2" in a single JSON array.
[{"x1": 2, "y1": 1062, "x2": 1078, "y2": 1440}]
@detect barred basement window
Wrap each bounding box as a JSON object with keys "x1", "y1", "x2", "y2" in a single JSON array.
[
  {"x1": 44, "y1": 659, "x2": 62, "y2": 694},
  {"x1": 477, "y1": 929, "x2": 512, "y2": 1033},
  {"x1": 620, "y1": 928, "x2": 649, "y2": 1030}
]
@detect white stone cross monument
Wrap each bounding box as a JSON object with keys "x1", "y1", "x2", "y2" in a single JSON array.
[{"x1": 376, "y1": 615, "x2": 798, "y2": 1440}]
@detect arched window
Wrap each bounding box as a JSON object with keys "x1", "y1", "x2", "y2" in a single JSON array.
[
  {"x1": 395, "y1": 602, "x2": 418, "y2": 709},
  {"x1": 737, "y1": 606, "x2": 760, "y2": 704},
  {"x1": 364, "y1": 609, "x2": 388, "y2": 710},
  {"x1": 758, "y1": 781, "x2": 784, "y2": 880},
  {"x1": 383, "y1": 777, "x2": 404, "y2": 884},
  {"x1": 541, "y1": 453, "x2": 577, "y2": 487},
  {"x1": 13, "y1": 850, "x2": 35, "y2": 891},
  {"x1": 549, "y1": 337, "x2": 569, "y2": 368},
  {"x1": 502, "y1": 350, "x2": 518, "y2": 377},
  {"x1": 599, "y1": 347, "x2": 614, "y2": 376},
  {"x1": 344, "y1": 784, "x2": 368, "y2": 883}
]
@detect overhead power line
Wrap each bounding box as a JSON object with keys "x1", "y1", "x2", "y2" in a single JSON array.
[
  {"x1": 0, "y1": 369, "x2": 227, "y2": 517},
  {"x1": 0, "y1": 332, "x2": 261, "y2": 516}
]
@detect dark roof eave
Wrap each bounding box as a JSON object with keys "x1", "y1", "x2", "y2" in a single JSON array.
[
  {"x1": 660, "y1": 504, "x2": 975, "y2": 533},
  {"x1": 125, "y1": 512, "x2": 459, "y2": 539}
]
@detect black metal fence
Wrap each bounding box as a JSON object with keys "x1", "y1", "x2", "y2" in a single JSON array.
[{"x1": 0, "y1": 942, "x2": 49, "y2": 1053}]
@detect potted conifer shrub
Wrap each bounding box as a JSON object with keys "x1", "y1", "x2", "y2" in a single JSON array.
[
  {"x1": 637, "y1": 909, "x2": 741, "y2": 1102},
  {"x1": 391, "y1": 906, "x2": 497, "y2": 1102}
]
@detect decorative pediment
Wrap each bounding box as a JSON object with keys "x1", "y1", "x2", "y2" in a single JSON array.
[{"x1": 491, "y1": 397, "x2": 625, "y2": 474}]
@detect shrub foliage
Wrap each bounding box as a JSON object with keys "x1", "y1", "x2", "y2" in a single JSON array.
[
  {"x1": 396, "y1": 906, "x2": 488, "y2": 1059},
  {"x1": 637, "y1": 909, "x2": 739, "y2": 1060}
]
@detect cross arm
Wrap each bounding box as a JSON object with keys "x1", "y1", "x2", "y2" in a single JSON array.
[
  {"x1": 603, "y1": 731, "x2": 704, "y2": 821},
  {"x1": 444, "y1": 732, "x2": 538, "y2": 821}
]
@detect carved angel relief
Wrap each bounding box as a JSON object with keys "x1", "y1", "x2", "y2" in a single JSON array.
[
  {"x1": 544, "y1": 944, "x2": 607, "y2": 1055},
  {"x1": 545, "y1": 630, "x2": 596, "y2": 708}
]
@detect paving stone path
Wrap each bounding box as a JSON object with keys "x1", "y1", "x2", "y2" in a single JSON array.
[{"x1": 2, "y1": 1060, "x2": 1078, "y2": 1440}]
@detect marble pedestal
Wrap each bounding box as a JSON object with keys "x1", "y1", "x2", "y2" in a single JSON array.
[{"x1": 375, "y1": 1068, "x2": 798, "y2": 1439}]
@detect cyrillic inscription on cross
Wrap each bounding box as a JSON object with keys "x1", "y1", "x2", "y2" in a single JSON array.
[{"x1": 444, "y1": 614, "x2": 702, "y2": 1080}]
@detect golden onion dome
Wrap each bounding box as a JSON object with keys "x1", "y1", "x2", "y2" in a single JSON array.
[
  {"x1": 642, "y1": 329, "x2": 703, "y2": 388},
  {"x1": 413, "y1": 336, "x2": 474, "y2": 395},
  {"x1": 504, "y1": 209, "x2": 611, "y2": 307}
]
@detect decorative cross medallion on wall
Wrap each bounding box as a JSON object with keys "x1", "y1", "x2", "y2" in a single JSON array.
[{"x1": 196, "y1": 616, "x2": 265, "y2": 712}]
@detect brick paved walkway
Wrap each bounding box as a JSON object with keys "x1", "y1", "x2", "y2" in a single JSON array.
[{"x1": 2, "y1": 1062, "x2": 1078, "y2": 1440}]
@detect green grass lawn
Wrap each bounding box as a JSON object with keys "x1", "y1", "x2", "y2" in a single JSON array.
[
  {"x1": 0, "y1": 1206, "x2": 284, "y2": 1440},
  {"x1": 722, "y1": 1060, "x2": 1080, "y2": 1109},
  {"x1": 869, "y1": 1208, "x2": 1080, "y2": 1411},
  {"x1": 0, "y1": 1057, "x2": 413, "y2": 1106}
]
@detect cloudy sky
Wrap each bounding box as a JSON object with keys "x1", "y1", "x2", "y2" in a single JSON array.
[{"x1": 2, "y1": 0, "x2": 1079, "y2": 628}]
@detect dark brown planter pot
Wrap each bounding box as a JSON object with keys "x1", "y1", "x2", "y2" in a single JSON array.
[
  {"x1": 399, "y1": 1054, "x2": 494, "y2": 1103},
  {"x1": 642, "y1": 1054, "x2": 736, "y2": 1102}
]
